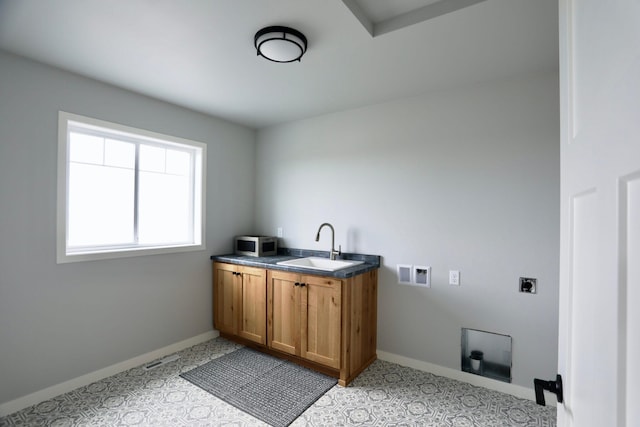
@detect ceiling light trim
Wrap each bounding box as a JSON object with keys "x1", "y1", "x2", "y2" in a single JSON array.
[
  {"x1": 342, "y1": 0, "x2": 374, "y2": 37},
  {"x1": 376, "y1": 0, "x2": 488, "y2": 36},
  {"x1": 343, "y1": 0, "x2": 489, "y2": 38}
]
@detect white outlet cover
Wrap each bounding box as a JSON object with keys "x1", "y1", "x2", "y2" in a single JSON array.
[
  {"x1": 413, "y1": 266, "x2": 431, "y2": 287},
  {"x1": 397, "y1": 264, "x2": 412, "y2": 284},
  {"x1": 449, "y1": 270, "x2": 460, "y2": 285}
]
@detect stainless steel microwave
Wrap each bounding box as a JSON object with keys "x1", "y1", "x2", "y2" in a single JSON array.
[{"x1": 234, "y1": 236, "x2": 278, "y2": 257}]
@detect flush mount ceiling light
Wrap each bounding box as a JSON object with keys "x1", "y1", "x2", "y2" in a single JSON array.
[{"x1": 254, "y1": 26, "x2": 307, "y2": 63}]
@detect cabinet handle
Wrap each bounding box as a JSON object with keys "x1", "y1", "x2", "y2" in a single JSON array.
[
  {"x1": 300, "y1": 283, "x2": 306, "y2": 287},
  {"x1": 294, "y1": 282, "x2": 300, "y2": 287}
]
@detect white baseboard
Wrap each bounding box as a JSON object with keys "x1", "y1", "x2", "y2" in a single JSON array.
[
  {"x1": 0, "y1": 330, "x2": 219, "y2": 417},
  {"x1": 376, "y1": 350, "x2": 557, "y2": 407}
]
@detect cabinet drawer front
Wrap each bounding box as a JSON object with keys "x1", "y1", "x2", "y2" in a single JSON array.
[{"x1": 214, "y1": 262, "x2": 239, "y2": 273}]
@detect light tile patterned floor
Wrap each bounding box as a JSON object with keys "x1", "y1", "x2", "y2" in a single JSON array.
[{"x1": 0, "y1": 337, "x2": 556, "y2": 426}]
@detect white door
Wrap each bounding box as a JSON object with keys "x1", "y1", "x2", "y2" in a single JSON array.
[{"x1": 558, "y1": 0, "x2": 640, "y2": 426}]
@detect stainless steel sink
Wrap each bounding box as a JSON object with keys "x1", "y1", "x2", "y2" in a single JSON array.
[{"x1": 276, "y1": 256, "x2": 364, "y2": 272}]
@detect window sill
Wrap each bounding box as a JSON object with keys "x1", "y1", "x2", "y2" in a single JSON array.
[{"x1": 56, "y1": 243, "x2": 206, "y2": 264}]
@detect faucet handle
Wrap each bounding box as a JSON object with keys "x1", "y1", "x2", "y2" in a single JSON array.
[{"x1": 330, "y1": 245, "x2": 341, "y2": 260}]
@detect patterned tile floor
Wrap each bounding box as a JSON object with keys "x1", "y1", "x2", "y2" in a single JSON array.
[{"x1": 0, "y1": 337, "x2": 556, "y2": 426}]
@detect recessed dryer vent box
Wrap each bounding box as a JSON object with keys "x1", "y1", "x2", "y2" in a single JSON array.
[{"x1": 413, "y1": 266, "x2": 431, "y2": 287}]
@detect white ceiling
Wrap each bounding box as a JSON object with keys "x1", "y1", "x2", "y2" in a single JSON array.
[{"x1": 0, "y1": 0, "x2": 558, "y2": 129}]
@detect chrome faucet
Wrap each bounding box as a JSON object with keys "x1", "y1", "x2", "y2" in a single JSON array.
[{"x1": 315, "y1": 222, "x2": 341, "y2": 260}]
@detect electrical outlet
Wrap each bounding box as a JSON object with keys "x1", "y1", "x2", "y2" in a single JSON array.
[
  {"x1": 519, "y1": 277, "x2": 537, "y2": 293},
  {"x1": 449, "y1": 270, "x2": 460, "y2": 286},
  {"x1": 277, "y1": 227, "x2": 283, "y2": 238}
]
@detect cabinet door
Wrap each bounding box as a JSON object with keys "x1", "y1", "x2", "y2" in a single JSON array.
[
  {"x1": 267, "y1": 270, "x2": 299, "y2": 356},
  {"x1": 237, "y1": 266, "x2": 267, "y2": 345},
  {"x1": 213, "y1": 263, "x2": 239, "y2": 335},
  {"x1": 300, "y1": 275, "x2": 342, "y2": 369}
]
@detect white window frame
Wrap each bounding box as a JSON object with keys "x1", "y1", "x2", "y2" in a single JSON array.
[{"x1": 57, "y1": 111, "x2": 206, "y2": 263}]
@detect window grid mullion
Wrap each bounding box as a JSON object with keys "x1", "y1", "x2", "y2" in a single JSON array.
[
  {"x1": 133, "y1": 143, "x2": 140, "y2": 244},
  {"x1": 188, "y1": 152, "x2": 195, "y2": 240}
]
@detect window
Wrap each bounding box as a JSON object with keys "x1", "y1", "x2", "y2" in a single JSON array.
[{"x1": 57, "y1": 112, "x2": 206, "y2": 263}]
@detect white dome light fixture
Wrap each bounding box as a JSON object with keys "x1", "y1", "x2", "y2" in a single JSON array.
[{"x1": 254, "y1": 26, "x2": 307, "y2": 63}]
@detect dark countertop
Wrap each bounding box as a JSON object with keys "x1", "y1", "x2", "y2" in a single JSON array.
[{"x1": 210, "y1": 248, "x2": 380, "y2": 279}]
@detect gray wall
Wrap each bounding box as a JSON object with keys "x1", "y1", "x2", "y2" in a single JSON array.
[
  {"x1": 255, "y1": 71, "x2": 559, "y2": 387},
  {"x1": 0, "y1": 51, "x2": 255, "y2": 404},
  {"x1": 0, "y1": 48, "x2": 558, "y2": 403}
]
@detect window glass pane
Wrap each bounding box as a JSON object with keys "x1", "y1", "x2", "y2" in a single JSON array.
[
  {"x1": 104, "y1": 139, "x2": 135, "y2": 169},
  {"x1": 166, "y1": 149, "x2": 191, "y2": 176},
  {"x1": 69, "y1": 132, "x2": 103, "y2": 165},
  {"x1": 139, "y1": 144, "x2": 165, "y2": 173},
  {"x1": 138, "y1": 171, "x2": 191, "y2": 244},
  {"x1": 67, "y1": 162, "x2": 134, "y2": 247}
]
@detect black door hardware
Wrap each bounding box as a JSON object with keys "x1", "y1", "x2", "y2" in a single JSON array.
[{"x1": 534, "y1": 374, "x2": 563, "y2": 406}]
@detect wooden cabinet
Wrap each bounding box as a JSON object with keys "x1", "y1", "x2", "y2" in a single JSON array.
[
  {"x1": 213, "y1": 263, "x2": 266, "y2": 345},
  {"x1": 267, "y1": 271, "x2": 342, "y2": 369},
  {"x1": 213, "y1": 261, "x2": 377, "y2": 386}
]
